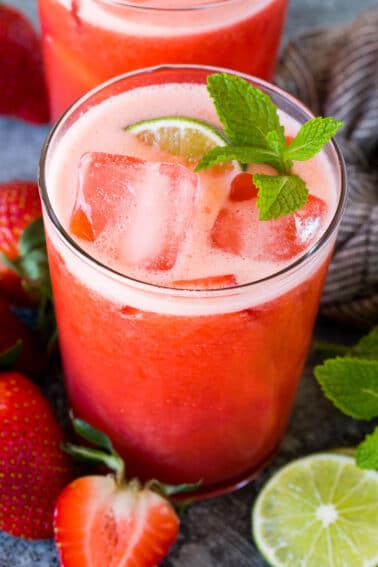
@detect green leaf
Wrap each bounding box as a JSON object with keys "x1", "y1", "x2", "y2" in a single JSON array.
[
  {"x1": 207, "y1": 73, "x2": 285, "y2": 149},
  {"x1": 314, "y1": 358, "x2": 378, "y2": 420},
  {"x1": 63, "y1": 443, "x2": 124, "y2": 477},
  {"x1": 72, "y1": 418, "x2": 114, "y2": 454},
  {"x1": 148, "y1": 479, "x2": 202, "y2": 497},
  {"x1": 0, "y1": 341, "x2": 22, "y2": 370},
  {"x1": 356, "y1": 427, "x2": 378, "y2": 470},
  {"x1": 352, "y1": 326, "x2": 378, "y2": 361},
  {"x1": 284, "y1": 118, "x2": 344, "y2": 161},
  {"x1": 195, "y1": 146, "x2": 283, "y2": 173},
  {"x1": 19, "y1": 217, "x2": 45, "y2": 256},
  {"x1": 254, "y1": 174, "x2": 308, "y2": 220}
]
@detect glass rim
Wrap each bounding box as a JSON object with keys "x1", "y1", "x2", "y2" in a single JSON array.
[
  {"x1": 38, "y1": 64, "x2": 347, "y2": 297},
  {"x1": 94, "y1": 0, "x2": 267, "y2": 13}
]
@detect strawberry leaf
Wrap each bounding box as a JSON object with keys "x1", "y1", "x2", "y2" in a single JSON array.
[
  {"x1": 72, "y1": 418, "x2": 114, "y2": 454},
  {"x1": 19, "y1": 218, "x2": 46, "y2": 255},
  {"x1": 0, "y1": 340, "x2": 22, "y2": 370},
  {"x1": 148, "y1": 479, "x2": 202, "y2": 497}
]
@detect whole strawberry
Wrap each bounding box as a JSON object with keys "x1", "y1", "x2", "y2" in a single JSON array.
[
  {"x1": 0, "y1": 181, "x2": 49, "y2": 305},
  {"x1": 0, "y1": 371, "x2": 74, "y2": 539},
  {"x1": 0, "y1": 4, "x2": 49, "y2": 123},
  {"x1": 54, "y1": 420, "x2": 185, "y2": 567}
]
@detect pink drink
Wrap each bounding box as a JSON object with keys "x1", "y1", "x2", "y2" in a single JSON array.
[
  {"x1": 38, "y1": 0, "x2": 288, "y2": 119},
  {"x1": 40, "y1": 67, "x2": 345, "y2": 494}
]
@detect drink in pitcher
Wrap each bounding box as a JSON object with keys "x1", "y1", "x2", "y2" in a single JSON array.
[
  {"x1": 38, "y1": 0, "x2": 288, "y2": 119},
  {"x1": 39, "y1": 66, "x2": 345, "y2": 495}
]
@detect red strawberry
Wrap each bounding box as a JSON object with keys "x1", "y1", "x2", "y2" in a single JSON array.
[
  {"x1": 0, "y1": 371, "x2": 74, "y2": 539},
  {"x1": 0, "y1": 297, "x2": 46, "y2": 376},
  {"x1": 55, "y1": 476, "x2": 179, "y2": 567},
  {"x1": 0, "y1": 180, "x2": 47, "y2": 305},
  {"x1": 0, "y1": 4, "x2": 49, "y2": 123},
  {"x1": 54, "y1": 419, "x2": 181, "y2": 567}
]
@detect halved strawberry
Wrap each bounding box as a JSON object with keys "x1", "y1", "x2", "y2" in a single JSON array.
[
  {"x1": 0, "y1": 5, "x2": 49, "y2": 123},
  {"x1": 55, "y1": 476, "x2": 179, "y2": 567},
  {"x1": 54, "y1": 419, "x2": 188, "y2": 567},
  {"x1": 173, "y1": 274, "x2": 237, "y2": 289}
]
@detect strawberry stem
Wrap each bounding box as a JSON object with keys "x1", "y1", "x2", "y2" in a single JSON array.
[{"x1": 63, "y1": 443, "x2": 125, "y2": 485}]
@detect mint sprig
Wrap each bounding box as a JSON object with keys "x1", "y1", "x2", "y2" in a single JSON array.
[
  {"x1": 195, "y1": 73, "x2": 343, "y2": 220},
  {"x1": 314, "y1": 326, "x2": 378, "y2": 470}
]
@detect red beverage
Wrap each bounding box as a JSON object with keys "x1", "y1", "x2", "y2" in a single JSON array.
[
  {"x1": 39, "y1": 67, "x2": 345, "y2": 495},
  {"x1": 38, "y1": 0, "x2": 288, "y2": 119}
]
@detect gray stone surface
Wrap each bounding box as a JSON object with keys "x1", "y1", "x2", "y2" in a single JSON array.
[{"x1": 1, "y1": 1, "x2": 377, "y2": 566}]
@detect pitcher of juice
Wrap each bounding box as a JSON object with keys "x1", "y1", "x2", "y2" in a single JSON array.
[{"x1": 38, "y1": 0, "x2": 288, "y2": 118}]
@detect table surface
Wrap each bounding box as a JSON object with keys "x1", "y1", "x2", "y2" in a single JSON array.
[{"x1": 1, "y1": 0, "x2": 377, "y2": 565}]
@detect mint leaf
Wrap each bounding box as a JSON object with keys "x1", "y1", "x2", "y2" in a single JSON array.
[
  {"x1": 198, "y1": 73, "x2": 343, "y2": 221},
  {"x1": 254, "y1": 174, "x2": 308, "y2": 220},
  {"x1": 356, "y1": 427, "x2": 378, "y2": 470},
  {"x1": 207, "y1": 73, "x2": 285, "y2": 149},
  {"x1": 284, "y1": 118, "x2": 343, "y2": 161},
  {"x1": 195, "y1": 146, "x2": 282, "y2": 173},
  {"x1": 353, "y1": 326, "x2": 378, "y2": 361},
  {"x1": 314, "y1": 358, "x2": 378, "y2": 420}
]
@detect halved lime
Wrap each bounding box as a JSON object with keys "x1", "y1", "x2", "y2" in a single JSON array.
[
  {"x1": 126, "y1": 116, "x2": 230, "y2": 164},
  {"x1": 252, "y1": 453, "x2": 378, "y2": 567}
]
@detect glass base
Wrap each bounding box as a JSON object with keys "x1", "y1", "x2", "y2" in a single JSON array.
[{"x1": 173, "y1": 442, "x2": 281, "y2": 502}]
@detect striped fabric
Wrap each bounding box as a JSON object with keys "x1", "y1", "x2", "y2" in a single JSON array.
[{"x1": 276, "y1": 7, "x2": 378, "y2": 327}]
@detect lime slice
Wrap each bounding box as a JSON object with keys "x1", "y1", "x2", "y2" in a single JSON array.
[
  {"x1": 126, "y1": 116, "x2": 230, "y2": 164},
  {"x1": 252, "y1": 453, "x2": 378, "y2": 567}
]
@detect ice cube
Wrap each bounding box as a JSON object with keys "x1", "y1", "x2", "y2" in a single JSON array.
[
  {"x1": 70, "y1": 152, "x2": 199, "y2": 270},
  {"x1": 211, "y1": 195, "x2": 327, "y2": 262}
]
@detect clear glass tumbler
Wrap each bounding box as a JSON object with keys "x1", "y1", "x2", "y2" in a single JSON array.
[{"x1": 39, "y1": 65, "x2": 346, "y2": 497}]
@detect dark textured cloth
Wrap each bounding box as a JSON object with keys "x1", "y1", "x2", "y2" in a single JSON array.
[{"x1": 276, "y1": 7, "x2": 378, "y2": 327}]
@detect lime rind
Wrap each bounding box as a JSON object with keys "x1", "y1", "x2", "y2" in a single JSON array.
[
  {"x1": 125, "y1": 116, "x2": 230, "y2": 163},
  {"x1": 252, "y1": 453, "x2": 378, "y2": 567}
]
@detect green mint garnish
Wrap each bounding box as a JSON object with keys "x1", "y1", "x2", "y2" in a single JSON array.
[
  {"x1": 356, "y1": 428, "x2": 378, "y2": 470},
  {"x1": 315, "y1": 358, "x2": 378, "y2": 420},
  {"x1": 195, "y1": 73, "x2": 343, "y2": 220},
  {"x1": 314, "y1": 326, "x2": 378, "y2": 470}
]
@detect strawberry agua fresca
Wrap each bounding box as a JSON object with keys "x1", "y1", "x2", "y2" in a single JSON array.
[
  {"x1": 38, "y1": 0, "x2": 288, "y2": 119},
  {"x1": 39, "y1": 66, "x2": 345, "y2": 495}
]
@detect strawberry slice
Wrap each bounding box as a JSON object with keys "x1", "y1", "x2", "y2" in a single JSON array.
[
  {"x1": 173, "y1": 274, "x2": 237, "y2": 289},
  {"x1": 229, "y1": 172, "x2": 258, "y2": 202},
  {"x1": 54, "y1": 476, "x2": 179, "y2": 567},
  {"x1": 0, "y1": 5, "x2": 49, "y2": 123},
  {"x1": 54, "y1": 419, "x2": 188, "y2": 567}
]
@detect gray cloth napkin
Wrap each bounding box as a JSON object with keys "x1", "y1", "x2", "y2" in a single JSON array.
[{"x1": 276, "y1": 6, "x2": 378, "y2": 328}]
